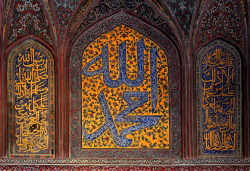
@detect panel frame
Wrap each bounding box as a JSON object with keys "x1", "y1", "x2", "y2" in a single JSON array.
[
  {"x1": 7, "y1": 39, "x2": 55, "y2": 159},
  {"x1": 69, "y1": 11, "x2": 181, "y2": 160}
]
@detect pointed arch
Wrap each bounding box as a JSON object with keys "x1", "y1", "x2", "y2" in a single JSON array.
[
  {"x1": 69, "y1": 11, "x2": 181, "y2": 160},
  {"x1": 7, "y1": 39, "x2": 55, "y2": 158},
  {"x1": 196, "y1": 39, "x2": 242, "y2": 158}
]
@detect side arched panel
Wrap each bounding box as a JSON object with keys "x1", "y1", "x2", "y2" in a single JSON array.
[
  {"x1": 7, "y1": 40, "x2": 55, "y2": 158},
  {"x1": 196, "y1": 40, "x2": 242, "y2": 158}
]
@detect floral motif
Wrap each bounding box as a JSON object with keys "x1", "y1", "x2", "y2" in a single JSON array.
[
  {"x1": 53, "y1": 0, "x2": 80, "y2": 35},
  {"x1": 70, "y1": 12, "x2": 181, "y2": 159},
  {"x1": 199, "y1": 0, "x2": 243, "y2": 46},
  {"x1": 165, "y1": 0, "x2": 195, "y2": 39},
  {"x1": 71, "y1": 0, "x2": 176, "y2": 43},
  {"x1": 8, "y1": 0, "x2": 52, "y2": 45},
  {"x1": 82, "y1": 25, "x2": 169, "y2": 149}
]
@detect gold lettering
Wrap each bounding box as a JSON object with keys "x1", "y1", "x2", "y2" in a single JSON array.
[
  {"x1": 14, "y1": 47, "x2": 49, "y2": 153},
  {"x1": 202, "y1": 48, "x2": 236, "y2": 152}
]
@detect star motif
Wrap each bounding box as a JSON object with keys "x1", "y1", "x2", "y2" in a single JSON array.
[{"x1": 179, "y1": 2, "x2": 186, "y2": 11}]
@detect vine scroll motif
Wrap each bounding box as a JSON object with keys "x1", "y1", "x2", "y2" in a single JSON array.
[{"x1": 81, "y1": 25, "x2": 170, "y2": 149}]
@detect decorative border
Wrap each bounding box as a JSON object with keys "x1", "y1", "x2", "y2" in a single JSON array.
[
  {"x1": 0, "y1": 165, "x2": 250, "y2": 171},
  {"x1": 7, "y1": 39, "x2": 55, "y2": 158},
  {"x1": 69, "y1": 11, "x2": 181, "y2": 159},
  {"x1": 196, "y1": 39, "x2": 242, "y2": 158},
  {"x1": 0, "y1": 158, "x2": 250, "y2": 165}
]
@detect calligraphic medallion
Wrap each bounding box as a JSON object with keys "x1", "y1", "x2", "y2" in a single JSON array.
[
  {"x1": 197, "y1": 40, "x2": 242, "y2": 158},
  {"x1": 8, "y1": 40, "x2": 55, "y2": 158},
  {"x1": 82, "y1": 25, "x2": 169, "y2": 149}
]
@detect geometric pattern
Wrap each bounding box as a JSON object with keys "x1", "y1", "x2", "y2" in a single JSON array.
[{"x1": 0, "y1": 158, "x2": 250, "y2": 165}]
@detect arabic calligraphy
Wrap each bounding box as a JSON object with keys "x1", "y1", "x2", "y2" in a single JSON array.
[
  {"x1": 202, "y1": 47, "x2": 236, "y2": 154},
  {"x1": 82, "y1": 25, "x2": 169, "y2": 149},
  {"x1": 14, "y1": 47, "x2": 50, "y2": 153}
]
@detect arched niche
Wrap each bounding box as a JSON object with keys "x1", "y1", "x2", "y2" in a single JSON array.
[
  {"x1": 69, "y1": 11, "x2": 181, "y2": 160},
  {"x1": 7, "y1": 40, "x2": 55, "y2": 158},
  {"x1": 196, "y1": 39, "x2": 242, "y2": 158}
]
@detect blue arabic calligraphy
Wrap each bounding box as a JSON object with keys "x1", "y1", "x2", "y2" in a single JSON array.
[
  {"x1": 83, "y1": 38, "x2": 146, "y2": 88},
  {"x1": 82, "y1": 38, "x2": 162, "y2": 147}
]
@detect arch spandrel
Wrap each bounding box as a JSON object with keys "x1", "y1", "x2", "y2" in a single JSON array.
[
  {"x1": 196, "y1": 40, "x2": 242, "y2": 158},
  {"x1": 69, "y1": 12, "x2": 181, "y2": 159},
  {"x1": 7, "y1": 40, "x2": 55, "y2": 159}
]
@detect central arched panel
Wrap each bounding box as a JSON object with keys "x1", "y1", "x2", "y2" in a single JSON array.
[
  {"x1": 69, "y1": 12, "x2": 181, "y2": 160},
  {"x1": 81, "y1": 25, "x2": 169, "y2": 149}
]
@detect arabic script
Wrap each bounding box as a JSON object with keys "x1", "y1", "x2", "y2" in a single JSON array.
[
  {"x1": 202, "y1": 48, "x2": 236, "y2": 153},
  {"x1": 81, "y1": 25, "x2": 170, "y2": 149},
  {"x1": 14, "y1": 47, "x2": 49, "y2": 153}
]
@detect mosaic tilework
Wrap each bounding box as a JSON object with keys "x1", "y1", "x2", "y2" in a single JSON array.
[
  {"x1": 8, "y1": 40, "x2": 55, "y2": 158},
  {"x1": 197, "y1": 40, "x2": 242, "y2": 158},
  {"x1": 82, "y1": 25, "x2": 169, "y2": 149},
  {"x1": 70, "y1": 12, "x2": 181, "y2": 159}
]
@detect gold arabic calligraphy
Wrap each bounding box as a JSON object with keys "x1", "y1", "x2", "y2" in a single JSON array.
[
  {"x1": 202, "y1": 48, "x2": 236, "y2": 153},
  {"x1": 14, "y1": 47, "x2": 49, "y2": 153}
]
